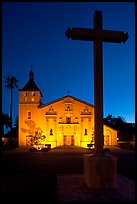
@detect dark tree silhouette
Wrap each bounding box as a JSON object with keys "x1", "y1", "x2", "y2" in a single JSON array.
[
  {"x1": 4, "y1": 76, "x2": 18, "y2": 134},
  {"x1": 14, "y1": 115, "x2": 18, "y2": 129},
  {"x1": 12, "y1": 115, "x2": 18, "y2": 138},
  {"x1": 104, "y1": 114, "x2": 135, "y2": 140},
  {"x1": 104, "y1": 114, "x2": 126, "y2": 130},
  {"x1": 1, "y1": 113, "x2": 11, "y2": 148},
  {"x1": 2, "y1": 112, "x2": 11, "y2": 130}
]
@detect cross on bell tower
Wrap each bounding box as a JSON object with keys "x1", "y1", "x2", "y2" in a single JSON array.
[
  {"x1": 29, "y1": 65, "x2": 34, "y2": 81},
  {"x1": 67, "y1": 90, "x2": 70, "y2": 95}
]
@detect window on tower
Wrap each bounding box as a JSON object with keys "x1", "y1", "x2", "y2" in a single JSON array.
[
  {"x1": 24, "y1": 92, "x2": 28, "y2": 101},
  {"x1": 31, "y1": 92, "x2": 35, "y2": 101}
]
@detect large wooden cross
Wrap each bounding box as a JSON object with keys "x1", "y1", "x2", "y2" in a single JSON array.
[{"x1": 65, "y1": 10, "x2": 128, "y2": 154}]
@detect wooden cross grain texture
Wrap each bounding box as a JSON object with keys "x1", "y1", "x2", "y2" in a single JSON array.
[{"x1": 66, "y1": 10, "x2": 128, "y2": 154}]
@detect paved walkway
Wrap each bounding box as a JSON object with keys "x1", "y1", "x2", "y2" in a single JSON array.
[
  {"x1": 2, "y1": 146, "x2": 135, "y2": 202},
  {"x1": 3, "y1": 145, "x2": 131, "y2": 153},
  {"x1": 57, "y1": 174, "x2": 135, "y2": 203}
]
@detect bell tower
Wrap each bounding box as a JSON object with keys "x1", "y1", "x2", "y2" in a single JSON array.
[
  {"x1": 18, "y1": 68, "x2": 43, "y2": 146},
  {"x1": 19, "y1": 69, "x2": 43, "y2": 105}
]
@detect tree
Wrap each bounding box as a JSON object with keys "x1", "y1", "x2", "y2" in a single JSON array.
[
  {"x1": 103, "y1": 114, "x2": 114, "y2": 127},
  {"x1": 4, "y1": 75, "x2": 18, "y2": 134},
  {"x1": 5, "y1": 116, "x2": 19, "y2": 147},
  {"x1": 103, "y1": 114, "x2": 126, "y2": 130},
  {"x1": 8, "y1": 115, "x2": 18, "y2": 138},
  {"x1": 2, "y1": 112, "x2": 11, "y2": 135},
  {"x1": 31, "y1": 131, "x2": 46, "y2": 147},
  {"x1": 103, "y1": 114, "x2": 134, "y2": 140},
  {"x1": 14, "y1": 115, "x2": 18, "y2": 130}
]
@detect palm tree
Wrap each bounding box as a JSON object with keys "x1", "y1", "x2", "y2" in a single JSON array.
[{"x1": 4, "y1": 75, "x2": 18, "y2": 134}]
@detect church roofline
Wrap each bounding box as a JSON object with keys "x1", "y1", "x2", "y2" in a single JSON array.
[
  {"x1": 38, "y1": 95, "x2": 94, "y2": 109},
  {"x1": 104, "y1": 124, "x2": 119, "y2": 132}
]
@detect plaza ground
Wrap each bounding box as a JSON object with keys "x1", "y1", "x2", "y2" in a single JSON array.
[{"x1": 1, "y1": 146, "x2": 135, "y2": 203}]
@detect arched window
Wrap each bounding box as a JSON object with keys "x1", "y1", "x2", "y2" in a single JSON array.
[
  {"x1": 67, "y1": 105, "x2": 70, "y2": 111},
  {"x1": 24, "y1": 92, "x2": 27, "y2": 101},
  {"x1": 31, "y1": 92, "x2": 35, "y2": 101},
  {"x1": 75, "y1": 117, "x2": 78, "y2": 123},
  {"x1": 66, "y1": 117, "x2": 71, "y2": 124},
  {"x1": 59, "y1": 117, "x2": 62, "y2": 123}
]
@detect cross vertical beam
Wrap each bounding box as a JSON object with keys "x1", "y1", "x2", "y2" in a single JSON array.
[
  {"x1": 65, "y1": 10, "x2": 128, "y2": 155},
  {"x1": 93, "y1": 11, "x2": 104, "y2": 154}
]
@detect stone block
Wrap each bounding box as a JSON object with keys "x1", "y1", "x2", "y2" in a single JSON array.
[{"x1": 83, "y1": 153, "x2": 117, "y2": 189}]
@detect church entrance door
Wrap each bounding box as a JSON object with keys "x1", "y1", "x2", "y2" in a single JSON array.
[
  {"x1": 63, "y1": 135, "x2": 75, "y2": 146},
  {"x1": 104, "y1": 135, "x2": 109, "y2": 146}
]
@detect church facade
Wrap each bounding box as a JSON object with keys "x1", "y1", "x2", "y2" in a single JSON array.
[{"x1": 18, "y1": 70, "x2": 118, "y2": 148}]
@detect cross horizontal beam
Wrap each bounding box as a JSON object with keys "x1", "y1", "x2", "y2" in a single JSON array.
[{"x1": 65, "y1": 27, "x2": 128, "y2": 43}]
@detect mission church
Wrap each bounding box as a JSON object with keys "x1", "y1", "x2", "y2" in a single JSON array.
[{"x1": 19, "y1": 70, "x2": 118, "y2": 148}]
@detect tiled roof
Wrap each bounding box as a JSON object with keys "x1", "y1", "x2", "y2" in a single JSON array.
[
  {"x1": 21, "y1": 80, "x2": 40, "y2": 91},
  {"x1": 19, "y1": 70, "x2": 43, "y2": 96},
  {"x1": 20, "y1": 80, "x2": 43, "y2": 96}
]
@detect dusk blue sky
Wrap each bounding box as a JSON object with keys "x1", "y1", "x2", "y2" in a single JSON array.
[{"x1": 2, "y1": 2, "x2": 135, "y2": 126}]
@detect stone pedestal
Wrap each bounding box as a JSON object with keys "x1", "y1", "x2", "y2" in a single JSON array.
[{"x1": 83, "y1": 153, "x2": 117, "y2": 189}]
